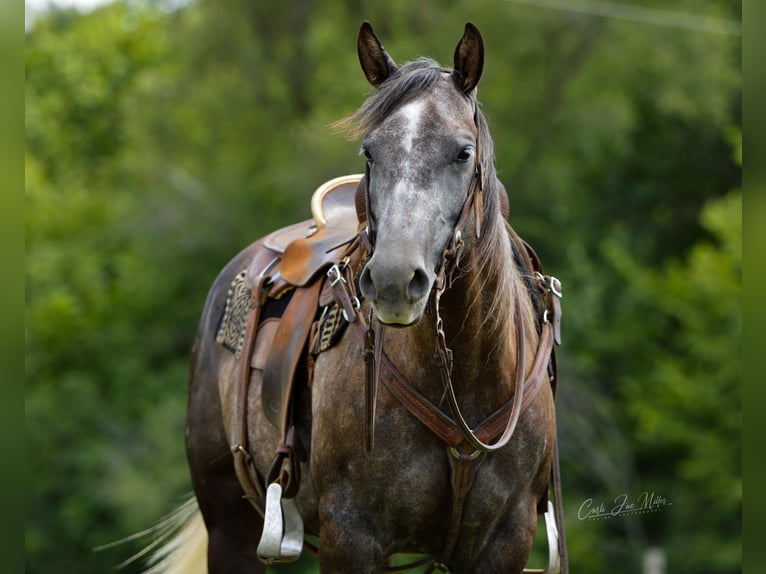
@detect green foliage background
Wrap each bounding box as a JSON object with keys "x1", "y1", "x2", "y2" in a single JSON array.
[{"x1": 25, "y1": 1, "x2": 741, "y2": 572}]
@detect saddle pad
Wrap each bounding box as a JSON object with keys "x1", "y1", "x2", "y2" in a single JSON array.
[
  {"x1": 215, "y1": 269, "x2": 250, "y2": 357},
  {"x1": 215, "y1": 266, "x2": 295, "y2": 358},
  {"x1": 313, "y1": 304, "x2": 348, "y2": 354}
]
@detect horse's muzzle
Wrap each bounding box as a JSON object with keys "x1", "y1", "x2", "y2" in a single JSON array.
[{"x1": 359, "y1": 255, "x2": 434, "y2": 326}]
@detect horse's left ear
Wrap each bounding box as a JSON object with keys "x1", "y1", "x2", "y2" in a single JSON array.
[{"x1": 452, "y1": 23, "x2": 484, "y2": 94}]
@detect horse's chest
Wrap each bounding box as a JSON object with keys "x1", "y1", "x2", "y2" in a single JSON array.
[
  {"x1": 344, "y1": 442, "x2": 514, "y2": 530},
  {"x1": 310, "y1": 349, "x2": 535, "y2": 543}
]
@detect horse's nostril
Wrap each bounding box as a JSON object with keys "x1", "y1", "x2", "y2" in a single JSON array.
[
  {"x1": 407, "y1": 268, "x2": 431, "y2": 302},
  {"x1": 359, "y1": 266, "x2": 377, "y2": 302}
]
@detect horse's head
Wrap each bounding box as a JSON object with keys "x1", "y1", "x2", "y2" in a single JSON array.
[{"x1": 352, "y1": 22, "x2": 486, "y2": 326}]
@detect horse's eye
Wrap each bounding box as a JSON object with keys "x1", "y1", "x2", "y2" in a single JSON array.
[
  {"x1": 361, "y1": 147, "x2": 374, "y2": 164},
  {"x1": 456, "y1": 147, "x2": 473, "y2": 163}
]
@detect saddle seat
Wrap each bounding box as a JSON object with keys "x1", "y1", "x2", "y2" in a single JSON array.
[{"x1": 250, "y1": 174, "x2": 364, "y2": 296}]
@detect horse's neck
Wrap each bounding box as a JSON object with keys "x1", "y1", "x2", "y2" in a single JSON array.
[{"x1": 434, "y1": 221, "x2": 538, "y2": 414}]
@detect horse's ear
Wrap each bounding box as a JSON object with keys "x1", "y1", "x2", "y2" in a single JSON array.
[
  {"x1": 357, "y1": 21, "x2": 398, "y2": 87},
  {"x1": 452, "y1": 22, "x2": 484, "y2": 94}
]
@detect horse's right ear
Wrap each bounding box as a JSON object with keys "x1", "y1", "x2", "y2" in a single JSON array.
[
  {"x1": 452, "y1": 22, "x2": 484, "y2": 94},
  {"x1": 357, "y1": 22, "x2": 398, "y2": 87}
]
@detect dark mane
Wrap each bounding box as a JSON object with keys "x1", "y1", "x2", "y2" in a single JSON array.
[
  {"x1": 335, "y1": 58, "x2": 448, "y2": 140},
  {"x1": 467, "y1": 107, "x2": 524, "y2": 343},
  {"x1": 473, "y1": 105, "x2": 503, "y2": 243}
]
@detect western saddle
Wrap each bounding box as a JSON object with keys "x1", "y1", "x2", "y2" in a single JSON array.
[{"x1": 218, "y1": 174, "x2": 369, "y2": 562}]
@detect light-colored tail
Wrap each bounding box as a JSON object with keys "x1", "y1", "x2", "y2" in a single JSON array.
[{"x1": 141, "y1": 497, "x2": 208, "y2": 574}]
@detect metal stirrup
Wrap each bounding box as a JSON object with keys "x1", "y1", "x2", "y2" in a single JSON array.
[
  {"x1": 256, "y1": 483, "x2": 304, "y2": 564},
  {"x1": 522, "y1": 501, "x2": 561, "y2": 574}
]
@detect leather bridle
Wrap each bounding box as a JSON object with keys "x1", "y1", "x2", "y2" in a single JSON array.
[
  {"x1": 332, "y1": 99, "x2": 568, "y2": 572},
  {"x1": 354, "y1": 100, "x2": 542, "y2": 454}
]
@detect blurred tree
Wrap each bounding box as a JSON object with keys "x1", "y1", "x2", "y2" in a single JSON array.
[{"x1": 25, "y1": 5, "x2": 191, "y2": 573}]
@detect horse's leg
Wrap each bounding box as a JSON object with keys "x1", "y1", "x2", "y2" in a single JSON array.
[
  {"x1": 310, "y1": 343, "x2": 389, "y2": 574},
  {"x1": 450, "y1": 495, "x2": 539, "y2": 574},
  {"x1": 195, "y1": 464, "x2": 267, "y2": 574},
  {"x1": 187, "y1": 345, "x2": 266, "y2": 574},
  {"x1": 449, "y1": 391, "x2": 555, "y2": 574},
  {"x1": 316, "y1": 490, "x2": 388, "y2": 574}
]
